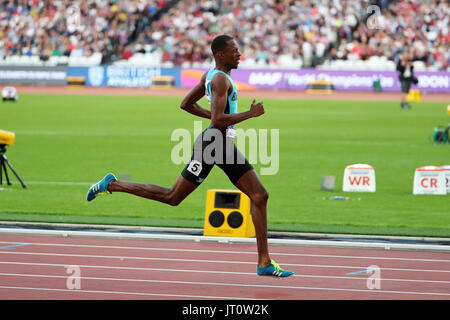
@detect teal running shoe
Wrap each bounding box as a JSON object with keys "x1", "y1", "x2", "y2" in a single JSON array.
[
  {"x1": 257, "y1": 259, "x2": 294, "y2": 278},
  {"x1": 86, "y1": 173, "x2": 117, "y2": 201}
]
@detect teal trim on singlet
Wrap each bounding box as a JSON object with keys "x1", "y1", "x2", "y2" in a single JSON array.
[{"x1": 205, "y1": 68, "x2": 238, "y2": 116}]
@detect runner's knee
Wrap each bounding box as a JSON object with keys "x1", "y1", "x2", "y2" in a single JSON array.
[
  {"x1": 165, "y1": 191, "x2": 184, "y2": 207},
  {"x1": 168, "y1": 197, "x2": 183, "y2": 207},
  {"x1": 251, "y1": 189, "x2": 269, "y2": 206}
]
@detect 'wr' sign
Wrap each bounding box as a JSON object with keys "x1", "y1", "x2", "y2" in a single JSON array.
[
  {"x1": 343, "y1": 164, "x2": 376, "y2": 193},
  {"x1": 348, "y1": 176, "x2": 371, "y2": 186}
]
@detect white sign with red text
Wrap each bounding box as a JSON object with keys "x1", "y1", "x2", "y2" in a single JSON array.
[
  {"x1": 343, "y1": 164, "x2": 376, "y2": 192},
  {"x1": 413, "y1": 166, "x2": 446, "y2": 195}
]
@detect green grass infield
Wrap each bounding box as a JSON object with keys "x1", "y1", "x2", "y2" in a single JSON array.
[{"x1": 1, "y1": 93, "x2": 449, "y2": 237}]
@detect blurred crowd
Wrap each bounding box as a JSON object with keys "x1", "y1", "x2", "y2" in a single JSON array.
[
  {"x1": 0, "y1": 0, "x2": 170, "y2": 64},
  {"x1": 0, "y1": 0, "x2": 449, "y2": 70},
  {"x1": 143, "y1": 0, "x2": 448, "y2": 69}
]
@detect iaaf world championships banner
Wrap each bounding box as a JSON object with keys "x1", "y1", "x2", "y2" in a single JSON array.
[{"x1": 181, "y1": 68, "x2": 450, "y2": 93}]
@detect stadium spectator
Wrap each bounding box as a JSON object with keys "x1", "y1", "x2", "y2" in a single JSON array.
[
  {"x1": 121, "y1": 45, "x2": 134, "y2": 60},
  {"x1": 397, "y1": 50, "x2": 418, "y2": 109}
]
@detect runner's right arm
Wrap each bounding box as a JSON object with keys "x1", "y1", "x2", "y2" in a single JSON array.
[{"x1": 180, "y1": 72, "x2": 211, "y2": 119}]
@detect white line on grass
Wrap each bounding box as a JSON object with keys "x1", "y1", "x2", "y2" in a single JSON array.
[{"x1": 25, "y1": 181, "x2": 93, "y2": 186}]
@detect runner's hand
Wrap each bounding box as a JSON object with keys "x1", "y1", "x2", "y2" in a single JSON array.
[{"x1": 250, "y1": 99, "x2": 265, "y2": 117}]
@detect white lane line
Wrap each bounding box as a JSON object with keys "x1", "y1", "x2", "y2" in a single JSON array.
[
  {"x1": 0, "y1": 285, "x2": 256, "y2": 300},
  {"x1": 0, "y1": 250, "x2": 449, "y2": 274},
  {"x1": 0, "y1": 273, "x2": 449, "y2": 297},
  {"x1": 2, "y1": 228, "x2": 449, "y2": 252},
  {"x1": 14, "y1": 130, "x2": 161, "y2": 137},
  {"x1": 1, "y1": 241, "x2": 448, "y2": 263},
  {"x1": 24, "y1": 181, "x2": 93, "y2": 186},
  {"x1": 0, "y1": 260, "x2": 250, "y2": 275},
  {"x1": 1, "y1": 260, "x2": 449, "y2": 286},
  {"x1": 1, "y1": 265, "x2": 449, "y2": 285}
]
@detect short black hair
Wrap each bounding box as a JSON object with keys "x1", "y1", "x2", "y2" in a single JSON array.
[{"x1": 211, "y1": 35, "x2": 233, "y2": 56}]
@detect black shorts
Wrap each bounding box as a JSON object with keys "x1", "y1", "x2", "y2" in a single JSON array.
[
  {"x1": 400, "y1": 79, "x2": 412, "y2": 93},
  {"x1": 181, "y1": 128, "x2": 254, "y2": 186}
]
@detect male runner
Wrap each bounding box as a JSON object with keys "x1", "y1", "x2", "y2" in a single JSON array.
[{"x1": 87, "y1": 35, "x2": 293, "y2": 277}]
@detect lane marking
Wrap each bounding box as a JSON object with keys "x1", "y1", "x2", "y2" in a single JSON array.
[
  {"x1": 0, "y1": 261, "x2": 450, "y2": 284},
  {"x1": 2, "y1": 228, "x2": 449, "y2": 252},
  {"x1": 0, "y1": 285, "x2": 256, "y2": 300},
  {"x1": 346, "y1": 270, "x2": 370, "y2": 275},
  {"x1": 0, "y1": 241, "x2": 448, "y2": 263},
  {"x1": 0, "y1": 273, "x2": 449, "y2": 297},
  {"x1": 0, "y1": 243, "x2": 30, "y2": 250},
  {"x1": 2, "y1": 269, "x2": 449, "y2": 285},
  {"x1": 1, "y1": 261, "x2": 449, "y2": 285},
  {"x1": 1, "y1": 250, "x2": 449, "y2": 274}
]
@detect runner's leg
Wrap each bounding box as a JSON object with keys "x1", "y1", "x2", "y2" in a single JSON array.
[
  {"x1": 108, "y1": 175, "x2": 198, "y2": 206},
  {"x1": 233, "y1": 169, "x2": 271, "y2": 268}
]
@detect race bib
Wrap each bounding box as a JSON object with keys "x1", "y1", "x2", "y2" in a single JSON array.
[
  {"x1": 187, "y1": 160, "x2": 202, "y2": 176},
  {"x1": 226, "y1": 128, "x2": 236, "y2": 139}
]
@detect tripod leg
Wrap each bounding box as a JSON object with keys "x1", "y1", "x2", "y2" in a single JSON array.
[
  {"x1": 1, "y1": 157, "x2": 11, "y2": 185},
  {"x1": 2, "y1": 155, "x2": 27, "y2": 189},
  {"x1": 2, "y1": 159, "x2": 11, "y2": 185},
  {"x1": 0, "y1": 158, "x2": 3, "y2": 185}
]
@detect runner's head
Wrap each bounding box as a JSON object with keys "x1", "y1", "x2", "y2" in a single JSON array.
[{"x1": 211, "y1": 35, "x2": 241, "y2": 70}]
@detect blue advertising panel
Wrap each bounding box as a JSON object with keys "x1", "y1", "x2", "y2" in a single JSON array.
[{"x1": 67, "y1": 66, "x2": 181, "y2": 87}]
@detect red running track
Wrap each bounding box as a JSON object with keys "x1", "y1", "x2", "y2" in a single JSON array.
[{"x1": 0, "y1": 233, "x2": 449, "y2": 300}]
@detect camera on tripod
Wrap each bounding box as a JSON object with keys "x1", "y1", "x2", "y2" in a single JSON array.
[{"x1": 0, "y1": 129, "x2": 27, "y2": 188}]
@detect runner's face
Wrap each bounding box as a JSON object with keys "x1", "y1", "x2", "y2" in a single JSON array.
[{"x1": 224, "y1": 40, "x2": 241, "y2": 69}]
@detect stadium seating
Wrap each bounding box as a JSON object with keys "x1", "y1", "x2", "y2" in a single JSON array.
[
  {"x1": 0, "y1": 0, "x2": 173, "y2": 67},
  {"x1": 322, "y1": 58, "x2": 396, "y2": 71},
  {"x1": 0, "y1": 0, "x2": 448, "y2": 71}
]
